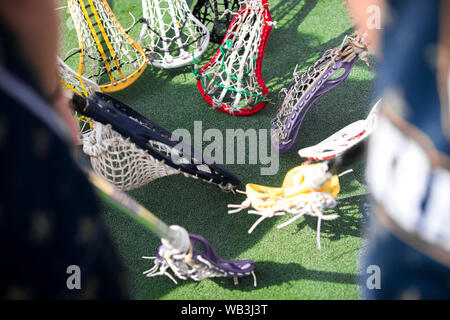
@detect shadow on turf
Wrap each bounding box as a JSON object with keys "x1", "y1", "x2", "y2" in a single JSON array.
[
  {"x1": 293, "y1": 194, "x2": 369, "y2": 242},
  {"x1": 214, "y1": 261, "x2": 357, "y2": 291},
  {"x1": 270, "y1": 0, "x2": 318, "y2": 30},
  {"x1": 137, "y1": 260, "x2": 358, "y2": 297}
]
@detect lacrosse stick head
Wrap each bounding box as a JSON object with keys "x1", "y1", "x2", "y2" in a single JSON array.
[
  {"x1": 71, "y1": 92, "x2": 241, "y2": 191},
  {"x1": 245, "y1": 164, "x2": 340, "y2": 213},
  {"x1": 82, "y1": 121, "x2": 181, "y2": 190},
  {"x1": 192, "y1": 0, "x2": 242, "y2": 44},
  {"x1": 67, "y1": 0, "x2": 147, "y2": 92},
  {"x1": 144, "y1": 232, "x2": 256, "y2": 285},
  {"x1": 298, "y1": 99, "x2": 382, "y2": 162},
  {"x1": 58, "y1": 57, "x2": 101, "y2": 141},
  {"x1": 228, "y1": 164, "x2": 340, "y2": 237},
  {"x1": 196, "y1": 0, "x2": 273, "y2": 115},
  {"x1": 271, "y1": 34, "x2": 369, "y2": 152},
  {"x1": 138, "y1": 0, "x2": 210, "y2": 68}
]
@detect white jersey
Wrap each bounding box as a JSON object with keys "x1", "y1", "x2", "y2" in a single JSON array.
[{"x1": 367, "y1": 115, "x2": 450, "y2": 253}]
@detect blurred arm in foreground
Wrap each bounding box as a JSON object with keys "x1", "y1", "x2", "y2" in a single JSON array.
[
  {"x1": 347, "y1": 0, "x2": 450, "y2": 300},
  {"x1": 0, "y1": 0, "x2": 129, "y2": 299}
]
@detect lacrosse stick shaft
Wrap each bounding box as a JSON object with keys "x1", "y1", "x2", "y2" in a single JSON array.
[
  {"x1": 86, "y1": 169, "x2": 189, "y2": 252},
  {"x1": 326, "y1": 138, "x2": 367, "y2": 175},
  {"x1": 88, "y1": 171, "x2": 169, "y2": 237}
]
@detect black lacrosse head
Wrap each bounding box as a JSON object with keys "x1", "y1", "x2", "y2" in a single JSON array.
[
  {"x1": 192, "y1": 0, "x2": 241, "y2": 44},
  {"x1": 72, "y1": 92, "x2": 241, "y2": 190}
]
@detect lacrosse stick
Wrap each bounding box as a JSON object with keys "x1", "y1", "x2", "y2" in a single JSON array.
[
  {"x1": 228, "y1": 164, "x2": 341, "y2": 249},
  {"x1": 0, "y1": 61, "x2": 253, "y2": 287},
  {"x1": 298, "y1": 99, "x2": 381, "y2": 163},
  {"x1": 70, "y1": 92, "x2": 241, "y2": 191},
  {"x1": 58, "y1": 57, "x2": 101, "y2": 141},
  {"x1": 195, "y1": 0, "x2": 273, "y2": 115},
  {"x1": 192, "y1": 0, "x2": 242, "y2": 44},
  {"x1": 87, "y1": 169, "x2": 256, "y2": 286},
  {"x1": 271, "y1": 33, "x2": 369, "y2": 153},
  {"x1": 134, "y1": 0, "x2": 210, "y2": 68},
  {"x1": 67, "y1": 0, "x2": 147, "y2": 92}
]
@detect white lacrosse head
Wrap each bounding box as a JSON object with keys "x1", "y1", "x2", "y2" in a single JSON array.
[
  {"x1": 83, "y1": 122, "x2": 183, "y2": 191},
  {"x1": 298, "y1": 99, "x2": 382, "y2": 161},
  {"x1": 67, "y1": 0, "x2": 147, "y2": 92},
  {"x1": 139, "y1": 0, "x2": 210, "y2": 68}
]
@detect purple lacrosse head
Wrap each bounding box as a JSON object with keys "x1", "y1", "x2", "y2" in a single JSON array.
[
  {"x1": 189, "y1": 234, "x2": 255, "y2": 277},
  {"x1": 271, "y1": 36, "x2": 367, "y2": 153},
  {"x1": 151, "y1": 233, "x2": 255, "y2": 284}
]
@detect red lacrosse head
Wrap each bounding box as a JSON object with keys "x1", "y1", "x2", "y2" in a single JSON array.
[{"x1": 196, "y1": 0, "x2": 273, "y2": 116}]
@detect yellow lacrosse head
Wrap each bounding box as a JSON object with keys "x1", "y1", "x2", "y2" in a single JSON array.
[
  {"x1": 68, "y1": 0, "x2": 147, "y2": 92},
  {"x1": 244, "y1": 164, "x2": 340, "y2": 213},
  {"x1": 227, "y1": 163, "x2": 341, "y2": 248}
]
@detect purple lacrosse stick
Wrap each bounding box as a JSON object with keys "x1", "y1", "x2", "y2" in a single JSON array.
[
  {"x1": 279, "y1": 59, "x2": 356, "y2": 153},
  {"x1": 271, "y1": 35, "x2": 368, "y2": 153},
  {"x1": 189, "y1": 234, "x2": 255, "y2": 277},
  {"x1": 144, "y1": 233, "x2": 257, "y2": 286}
]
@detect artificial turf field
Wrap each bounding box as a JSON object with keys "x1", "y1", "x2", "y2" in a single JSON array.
[{"x1": 60, "y1": 0, "x2": 375, "y2": 299}]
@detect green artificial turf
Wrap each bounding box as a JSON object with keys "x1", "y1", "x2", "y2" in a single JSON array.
[{"x1": 59, "y1": 0, "x2": 375, "y2": 299}]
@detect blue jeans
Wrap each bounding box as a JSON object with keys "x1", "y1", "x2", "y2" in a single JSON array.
[{"x1": 359, "y1": 213, "x2": 450, "y2": 299}]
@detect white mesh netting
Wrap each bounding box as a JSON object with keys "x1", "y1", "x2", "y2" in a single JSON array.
[
  {"x1": 58, "y1": 57, "x2": 100, "y2": 97},
  {"x1": 83, "y1": 123, "x2": 185, "y2": 191},
  {"x1": 196, "y1": 0, "x2": 273, "y2": 114},
  {"x1": 67, "y1": 0, "x2": 147, "y2": 92},
  {"x1": 138, "y1": 0, "x2": 210, "y2": 68},
  {"x1": 298, "y1": 99, "x2": 381, "y2": 161}
]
